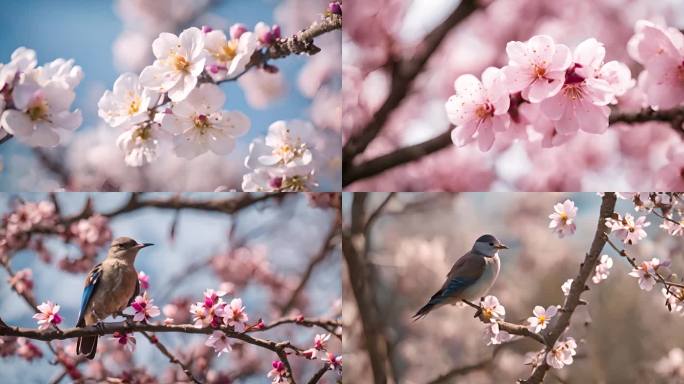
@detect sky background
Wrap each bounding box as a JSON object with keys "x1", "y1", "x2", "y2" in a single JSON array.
[
  {"x1": 0, "y1": 192, "x2": 341, "y2": 383},
  {"x1": 0, "y1": 0, "x2": 336, "y2": 190}
]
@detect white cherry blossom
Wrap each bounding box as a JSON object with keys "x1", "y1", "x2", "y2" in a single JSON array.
[
  {"x1": 98, "y1": 73, "x2": 159, "y2": 128},
  {"x1": 140, "y1": 27, "x2": 206, "y2": 102},
  {"x1": 204, "y1": 29, "x2": 257, "y2": 81},
  {"x1": 245, "y1": 120, "x2": 314, "y2": 170},
  {"x1": 162, "y1": 83, "x2": 249, "y2": 158}
]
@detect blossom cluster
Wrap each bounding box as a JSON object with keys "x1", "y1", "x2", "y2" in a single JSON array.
[
  {"x1": 243, "y1": 120, "x2": 319, "y2": 192},
  {"x1": 0, "y1": 47, "x2": 83, "y2": 147},
  {"x1": 445, "y1": 35, "x2": 633, "y2": 151},
  {"x1": 189, "y1": 289, "x2": 249, "y2": 332}
]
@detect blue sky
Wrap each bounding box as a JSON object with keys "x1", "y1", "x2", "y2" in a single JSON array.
[{"x1": 0, "y1": 0, "x2": 328, "y2": 190}]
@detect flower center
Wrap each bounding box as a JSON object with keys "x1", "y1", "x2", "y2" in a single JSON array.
[
  {"x1": 559, "y1": 212, "x2": 568, "y2": 223},
  {"x1": 172, "y1": 54, "x2": 190, "y2": 72},
  {"x1": 538, "y1": 315, "x2": 546, "y2": 324},
  {"x1": 132, "y1": 126, "x2": 151, "y2": 142},
  {"x1": 562, "y1": 84, "x2": 584, "y2": 101},
  {"x1": 27, "y1": 98, "x2": 49, "y2": 121},
  {"x1": 282, "y1": 175, "x2": 307, "y2": 191},
  {"x1": 193, "y1": 114, "x2": 211, "y2": 134},
  {"x1": 216, "y1": 40, "x2": 238, "y2": 62},
  {"x1": 564, "y1": 63, "x2": 585, "y2": 85},
  {"x1": 475, "y1": 103, "x2": 494, "y2": 120},
  {"x1": 533, "y1": 64, "x2": 547, "y2": 78},
  {"x1": 128, "y1": 96, "x2": 141, "y2": 115}
]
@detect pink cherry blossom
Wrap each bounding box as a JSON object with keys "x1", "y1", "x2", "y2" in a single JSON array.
[
  {"x1": 137, "y1": 271, "x2": 150, "y2": 290},
  {"x1": 445, "y1": 67, "x2": 510, "y2": 151},
  {"x1": 548, "y1": 199, "x2": 578, "y2": 238},
  {"x1": 546, "y1": 337, "x2": 577, "y2": 369},
  {"x1": 605, "y1": 213, "x2": 650, "y2": 244},
  {"x1": 111, "y1": 331, "x2": 136, "y2": 352},
  {"x1": 203, "y1": 288, "x2": 226, "y2": 308},
  {"x1": 627, "y1": 20, "x2": 684, "y2": 109},
  {"x1": 539, "y1": 38, "x2": 614, "y2": 135},
  {"x1": 8, "y1": 268, "x2": 33, "y2": 295},
  {"x1": 267, "y1": 360, "x2": 288, "y2": 383},
  {"x1": 527, "y1": 305, "x2": 558, "y2": 333},
  {"x1": 124, "y1": 291, "x2": 161, "y2": 322},
  {"x1": 592, "y1": 255, "x2": 613, "y2": 284},
  {"x1": 322, "y1": 352, "x2": 342, "y2": 371},
  {"x1": 32, "y1": 301, "x2": 62, "y2": 330},
  {"x1": 221, "y1": 298, "x2": 248, "y2": 331},
  {"x1": 502, "y1": 35, "x2": 572, "y2": 102},
  {"x1": 303, "y1": 333, "x2": 331, "y2": 359},
  {"x1": 660, "y1": 217, "x2": 684, "y2": 236},
  {"x1": 205, "y1": 331, "x2": 232, "y2": 356},
  {"x1": 16, "y1": 338, "x2": 42, "y2": 361},
  {"x1": 480, "y1": 295, "x2": 505, "y2": 321},
  {"x1": 628, "y1": 258, "x2": 662, "y2": 291},
  {"x1": 484, "y1": 322, "x2": 513, "y2": 346}
]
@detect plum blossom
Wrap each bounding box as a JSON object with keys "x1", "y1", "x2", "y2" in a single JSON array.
[
  {"x1": 540, "y1": 38, "x2": 615, "y2": 135},
  {"x1": 655, "y1": 348, "x2": 684, "y2": 378},
  {"x1": 527, "y1": 305, "x2": 558, "y2": 333},
  {"x1": 561, "y1": 279, "x2": 573, "y2": 296},
  {"x1": 548, "y1": 199, "x2": 578, "y2": 238},
  {"x1": 203, "y1": 26, "x2": 257, "y2": 81},
  {"x1": 627, "y1": 20, "x2": 684, "y2": 109},
  {"x1": 480, "y1": 295, "x2": 505, "y2": 322},
  {"x1": 190, "y1": 289, "x2": 227, "y2": 328},
  {"x1": 484, "y1": 322, "x2": 513, "y2": 346},
  {"x1": 32, "y1": 301, "x2": 62, "y2": 330},
  {"x1": 303, "y1": 333, "x2": 331, "y2": 359},
  {"x1": 138, "y1": 271, "x2": 150, "y2": 290},
  {"x1": 139, "y1": 27, "x2": 206, "y2": 102},
  {"x1": 605, "y1": 213, "x2": 651, "y2": 244},
  {"x1": 267, "y1": 360, "x2": 288, "y2": 383},
  {"x1": 322, "y1": 352, "x2": 342, "y2": 372},
  {"x1": 502, "y1": 35, "x2": 572, "y2": 103},
  {"x1": 628, "y1": 258, "x2": 663, "y2": 291},
  {"x1": 98, "y1": 73, "x2": 159, "y2": 128},
  {"x1": 205, "y1": 330, "x2": 232, "y2": 356},
  {"x1": 162, "y1": 83, "x2": 250, "y2": 158},
  {"x1": 663, "y1": 287, "x2": 684, "y2": 314},
  {"x1": 221, "y1": 298, "x2": 248, "y2": 332},
  {"x1": 69, "y1": 215, "x2": 112, "y2": 256},
  {"x1": 524, "y1": 350, "x2": 545, "y2": 368},
  {"x1": 111, "y1": 331, "x2": 136, "y2": 352},
  {"x1": 246, "y1": 120, "x2": 314, "y2": 170},
  {"x1": 445, "y1": 67, "x2": 510, "y2": 151},
  {"x1": 241, "y1": 166, "x2": 317, "y2": 192},
  {"x1": 592, "y1": 254, "x2": 613, "y2": 284},
  {"x1": 546, "y1": 337, "x2": 577, "y2": 369},
  {"x1": 124, "y1": 291, "x2": 161, "y2": 322}
]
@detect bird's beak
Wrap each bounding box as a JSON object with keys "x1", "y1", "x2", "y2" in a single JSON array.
[
  {"x1": 137, "y1": 243, "x2": 154, "y2": 249},
  {"x1": 495, "y1": 243, "x2": 509, "y2": 250}
]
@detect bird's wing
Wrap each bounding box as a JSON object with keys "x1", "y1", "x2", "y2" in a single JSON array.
[
  {"x1": 441, "y1": 251, "x2": 486, "y2": 292},
  {"x1": 77, "y1": 263, "x2": 103, "y2": 326},
  {"x1": 127, "y1": 277, "x2": 140, "y2": 307}
]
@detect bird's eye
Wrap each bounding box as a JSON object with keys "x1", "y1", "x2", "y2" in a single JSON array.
[{"x1": 489, "y1": 243, "x2": 494, "y2": 246}]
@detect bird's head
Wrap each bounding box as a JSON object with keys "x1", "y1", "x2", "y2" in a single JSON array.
[
  {"x1": 472, "y1": 234, "x2": 508, "y2": 257},
  {"x1": 108, "y1": 236, "x2": 154, "y2": 261}
]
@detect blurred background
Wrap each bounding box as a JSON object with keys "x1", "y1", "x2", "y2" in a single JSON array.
[
  {"x1": 343, "y1": 0, "x2": 684, "y2": 191},
  {"x1": 343, "y1": 192, "x2": 684, "y2": 383},
  {"x1": 0, "y1": 192, "x2": 341, "y2": 383},
  {"x1": 0, "y1": 0, "x2": 341, "y2": 191}
]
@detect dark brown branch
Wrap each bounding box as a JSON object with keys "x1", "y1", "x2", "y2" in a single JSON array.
[
  {"x1": 306, "y1": 365, "x2": 330, "y2": 384},
  {"x1": 519, "y1": 193, "x2": 617, "y2": 384},
  {"x1": 253, "y1": 317, "x2": 341, "y2": 338},
  {"x1": 461, "y1": 300, "x2": 545, "y2": 345},
  {"x1": 0, "y1": 134, "x2": 13, "y2": 145},
  {"x1": 344, "y1": 106, "x2": 684, "y2": 187},
  {"x1": 342, "y1": 0, "x2": 479, "y2": 166},
  {"x1": 141, "y1": 332, "x2": 201, "y2": 384}
]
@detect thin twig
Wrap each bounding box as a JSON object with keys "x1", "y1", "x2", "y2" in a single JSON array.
[{"x1": 142, "y1": 331, "x2": 201, "y2": 384}]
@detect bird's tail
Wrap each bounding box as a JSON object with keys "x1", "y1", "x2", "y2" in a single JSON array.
[
  {"x1": 412, "y1": 288, "x2": 448, "y2": 321},
  {"x1": 76, "y1": 318, "x2": 98, "y2": 360}
]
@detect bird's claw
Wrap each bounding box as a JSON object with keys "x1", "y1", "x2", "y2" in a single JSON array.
[{"x1": 95, "y1": 321, "x2": 106, "y2": 336}]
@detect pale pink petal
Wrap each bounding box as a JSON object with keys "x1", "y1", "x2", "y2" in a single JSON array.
[
  {"x1": 539, "y1": 93, "x2": 567, "y2": 120},
  {"x1": 527, "y1": 78, "x2": 563, "y2": 103},
  {"x1": 1, "y1": 110, "x2": 33, "y2": 136},
  {"x1": 506, "y1": 41, "x2": 530, "y2": 65},
  {"x1": 576, "y1": 101, "x2": 609, "y2": 134},
  {"x1": 477, "y1": 119, "x2": 495, "y2": 151},
  {"x1": 548, "y1": 44, "x2": 572, "y2": 71},
  {"x1": 152, "y1": 33, "x2": 179, "y2": 59},
  {"x1": 452, "y1": 119, "x2": 478, "y2": 147},
  {"x1": 527, "y1": 35, "x2": 556, "y2": 64},
  {"x1": 502, "y1": 65, "x2": 533, "y2": 93},
  {"x1": 454, "y1": 74, "x2": 485, "y2": 104}
]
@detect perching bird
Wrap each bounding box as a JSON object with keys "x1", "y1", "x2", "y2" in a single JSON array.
[
  {"x1": 413, "y1": 234, "x2": 508, "y2": 320},
  {"x1": 76, "y1": 237, "x2": 153, "y2": 359}
]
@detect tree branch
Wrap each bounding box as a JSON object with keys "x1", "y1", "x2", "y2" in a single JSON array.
[
  {"x1": 141, "y1": 332, "x2": 201, "y2": 384},
  {"x1": 306, "y1": 365, "x2": 330, "y2": 384},
  {"x1": 519, "y1": 193, "x2": 617, "y2": 384},
  {"x1": 342, "y1": 0, "x2": 479, "y2": 167},
  {"x1": 461, "y1": 299, "x2": 545, "y2": 345}
]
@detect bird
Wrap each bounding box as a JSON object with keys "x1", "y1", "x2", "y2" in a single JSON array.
[
  {"x1": 76, "y1": 236, "x2": 153, "y2": 359},
  {"x1": 413, "y1": 234, "x2": 508, "y2": 320}
]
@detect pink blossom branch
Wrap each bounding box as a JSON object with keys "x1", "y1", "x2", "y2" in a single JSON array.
[
  {"x1": 342, "y1": 0, "x2": 480, "y2": 167},
  {"x1": 461, "y1": 299, "x2": 545, "y2": 345},
  {"x1": 519, "y1": 192, "x2": 617, "y2": 384},
  {"x1": 255, "y1": 317, "x2": 341, "y2": 338},
  {"x1": 141, "y1": 331, "x2": 201, "y2": 384}
]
